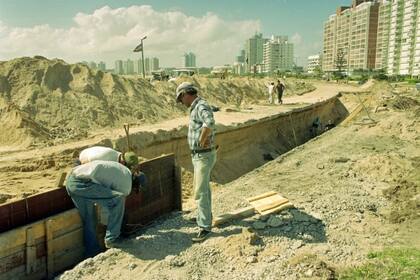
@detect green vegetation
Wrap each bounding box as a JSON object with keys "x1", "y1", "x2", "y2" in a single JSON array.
[{"x1": 339, "y1": 248, "x2": 420, "y2": 280}]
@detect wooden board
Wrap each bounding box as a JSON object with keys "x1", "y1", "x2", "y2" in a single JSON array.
[{"x1": 246, "y1": 192, "x2": 290, "y2": 214}]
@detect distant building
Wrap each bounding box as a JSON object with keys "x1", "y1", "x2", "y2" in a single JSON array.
[
  {"x1": 236, "y1": 49, "x2": 246, "y2": 63},
  {"x1": 375, "y1": 0, "x2": 391, "y2": 71},
  {"x1": 114, "y1": 60, "x2": 123, "y2": 74},
  {"x1": 123, "y1": 59, "x2": 134, "y2": 75},
  {"x1": 150, "y1": 57, "x2": 159, "y2": 71},
  {"x1": 386, "y1": 0, "x2": 420, "y2": 76},
  {"x1": 307, "y1": 55, "x2": 322, "y2": 74},
  {"x1": 184, "y1": 52, "x2": 196, "y2": 67},
  {"x1": 89, "y1": 61, "x2": 97, "y2": 70},
  {"x1": 245, "y1": 33, "x2": 267, "y2": 73},
  {"x1": 322, "y1": 1, "x2": 381, "y2": 73},
  {"x1": 233, "y1": 62, "x2": 246, "y2": 75},
  {"x1": 98, "y1": 61, "x2": 106, "y2": 71},
  {"x1": 263, "y1": 35, "x2": 294, "y2": 73},
  {"x1": 322, "y1": 0, "x2": 420, "y2": 76}
]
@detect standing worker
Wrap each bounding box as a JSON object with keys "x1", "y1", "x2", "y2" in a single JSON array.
[
  {"x1": 176, "y1": 82, "x2": 217, "y2": 242},
  {"x1": 66, "y1": 160, "x2": 144, "y2": 256},
  {"x1": 276, "y1": 80, "x2": 286, "y2": 104}
]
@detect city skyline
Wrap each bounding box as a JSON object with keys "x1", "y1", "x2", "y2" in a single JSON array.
[{"x1": 0, "y1": 0, "x2": 351, "y2": 67}]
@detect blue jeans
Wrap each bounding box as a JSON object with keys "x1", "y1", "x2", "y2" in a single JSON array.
[
  {"x1": 192, "y1": 150, "x2": 217, "y2": 231},
  {"x1": 66, "y1": 174, "x2": 125, "y2": 256}
]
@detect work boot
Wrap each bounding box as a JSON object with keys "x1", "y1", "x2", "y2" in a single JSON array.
[
  {"x1": 104, "y1": 237, "x2": 125, "y2": 249},
  {"x1": 192, "y1": 229, "x2": 211, "y2": 243}
]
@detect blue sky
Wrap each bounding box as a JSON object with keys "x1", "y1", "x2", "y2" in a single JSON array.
[{"x1": 0, "y1": 0, "x2": 351, "y2": 67}]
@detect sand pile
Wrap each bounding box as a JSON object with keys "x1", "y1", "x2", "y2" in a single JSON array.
[{"x1": 0, "y1": 57, "x2": 313, "y2": 147}]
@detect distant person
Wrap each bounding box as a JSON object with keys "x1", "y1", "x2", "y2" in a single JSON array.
[
  {"x1": 176, "y1": 82, "x2": 217, "y2": 242},
  {"x1": 66, "y1": 160, "x2": 145, "y2": 256},
  {"x1": 310, "y1": 117, "x2": 322, "y2": 137},
  {"x1": 266, "y1": 82, "x2": 275, "y2": 104},
  {"x1": 276, "y1": 80, "x2": 286, "y2": 104}
]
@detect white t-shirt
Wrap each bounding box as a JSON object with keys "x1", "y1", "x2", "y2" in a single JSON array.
[
  {"x1": 79, "y1": 146, "x2": 121, "y2": 164},
  {"x1": 72, "y1": 160, "x2": 132, "y2": 196},
  {"x1": 267, "y1": 84, "x2": 275, "y2": 94}
]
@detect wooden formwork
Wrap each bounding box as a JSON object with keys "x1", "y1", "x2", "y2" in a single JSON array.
[{"x1": 0, "y1": 154, "x2": 181, "y2": 280}]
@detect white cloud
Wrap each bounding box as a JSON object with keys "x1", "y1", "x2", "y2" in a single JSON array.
[{"x1": 0, "y1": 5, "x2": 260, "y2": 67}]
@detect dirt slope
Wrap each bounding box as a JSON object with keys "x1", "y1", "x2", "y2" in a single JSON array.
[
  {"x1": 57, "y1": 82, "x2": 419, "y2": 279},
  {"x1": 0, "y1": 56, "x2": 314, "y2": 148}
]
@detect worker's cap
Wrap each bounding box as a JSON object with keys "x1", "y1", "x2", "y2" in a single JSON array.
[
  {"x1": 123, "y1": 152, "x2": 139, "y2": 168},
  {"x1": 176, "y1": 82, "x2": 196, "y2": 102}
]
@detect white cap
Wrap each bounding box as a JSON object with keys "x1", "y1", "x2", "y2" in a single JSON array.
[{"x1": 176, "y1": 82, "x2": 196, "y2": 101}]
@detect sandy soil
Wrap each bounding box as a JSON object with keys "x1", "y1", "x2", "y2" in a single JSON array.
[
  {"x1": 1, "y1": 59, "x2": 418, "y2": 279},
  {"x1": 0, "y1": 78, "x2": 354, "y2": 204},
  {"x1": 54, "y1": 80, "x2": 419, "y2": 280}
]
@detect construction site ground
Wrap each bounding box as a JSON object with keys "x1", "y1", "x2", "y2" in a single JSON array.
[{"x1": 0, "y1": 68, "x2": 419, "y2": 278}]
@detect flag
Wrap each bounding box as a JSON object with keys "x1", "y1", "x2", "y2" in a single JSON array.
[{"x1": 133, "y1": 43, "x2": 143, "y2": 52}]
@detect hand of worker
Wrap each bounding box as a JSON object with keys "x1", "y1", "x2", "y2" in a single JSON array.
[{"x1": 199, "y1": 127, "x2": 212, "y2": 148}]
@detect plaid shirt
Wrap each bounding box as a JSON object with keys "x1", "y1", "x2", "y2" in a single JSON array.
[{"x1": 188, "y1": 97, "x2": 215, "y2": 150}]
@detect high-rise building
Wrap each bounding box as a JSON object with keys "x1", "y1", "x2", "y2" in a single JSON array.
[
  {"x1": 245, "y1": 33, "x2": 267, "y2": 72},
  {"x1": 322, "y1": 0, "x2": 380, "y2": 73},
  {"x1": 375, "y1": 0, "x2": 391, "y2": 71},
  {"x1": 150, "y1": 57, "x2": 159, "y2": 71},
  {"x1": 114, "y1": 60, "x2": 123, "y2": 74},
  {"x1": 236, "y1": 50, "x2": 246, "y2": 63},
  {"x1": 98, "y1": 61, "x2": 106, "y2": 71},
  {"x1": 387, "y1": 0, "x2": 420, "y2": 76},
  {"x1": 144, "y1": 57, "x2": 151, "y2": 74},
  {"x1": 123, "y1": 59, "x2": 134, "y2": 75},
  {"x1": 89, "y1": 61, "x2": 97, "y2": 70},
  {"x1": 323, "y1": 0, "x2": 420, "y2": 76},
  {"x1": 307, "y1": 55, "x2": 322, "y2": 74},
  {"x1": 263, "y1": 35, "x2": 294, "y2": 73},
  {"x1": 184, "y1": 52, "x2": 196, "y2": 67}
]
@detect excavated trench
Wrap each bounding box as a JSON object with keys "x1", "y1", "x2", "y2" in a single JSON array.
[{"x1": 113, "y1": 96, "x2": 349, "y2": 184}]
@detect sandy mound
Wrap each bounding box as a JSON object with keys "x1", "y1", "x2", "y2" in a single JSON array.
[{"x1": 0, "y1": 57, "x2": 314, "y2": 147}]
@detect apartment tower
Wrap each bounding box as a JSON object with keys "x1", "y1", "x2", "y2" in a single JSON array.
[
  {"x1": 387, "y1": 0, "x2": 420, "y2": 76},
  {"x1": 322, "y1": 0, "x2": 380, "y2": 73}
]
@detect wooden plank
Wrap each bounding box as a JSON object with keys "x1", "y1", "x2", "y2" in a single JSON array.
[
  {"x1": 260, "y1": 202, "x2": 294, "y2": 217},
  {"x1": 25, "y1": 227, "x2": 37, "y2": 275},
  {"x1": 213, "y1": 206, "x2": 255, "y2": 227},
  {"x1": 0, "y1": 221, "x2": 45, "y2": 257},
  {"x1": 49, "y1": 209, "x2": 81, "y2": 238},
  {"x1": 249, "y1": 194, "x2": 285, "y2": 210},
  {"x1": 173, "y1": 163, "x2": 182, "y2": 211},
  {"x1": 53, "y1": 246, "x2": 84, "y2": 273},
  {"x1": 50, "y1": 228, "x2": 83, "y2": 256},
  {"x1": 246, "y1": 191, "x2": 278, "y2": 203},
  {"x1": 0, "y1": 250, "x2": 25, "y2": 274},
  {"x1": 55, "y1": 172, "x2": 67, "y2": 188},
  {"x1": 45, "y1": 220, "x2": 54, "y2": 279},
  {"x1": 0, "y1": 259, "x2": 45, "y2": 280},
  {"x1": 252, "y1": 197, "x2": 289, "y2": 213}
]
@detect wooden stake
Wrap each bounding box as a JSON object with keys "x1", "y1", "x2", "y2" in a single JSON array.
[{"x1": 25, "y1": 227, "x2": 36, "y2": 274}]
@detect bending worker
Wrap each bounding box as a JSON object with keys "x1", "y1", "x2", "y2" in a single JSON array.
[
  {"x1": 176, "y1": 82, "x2": 217, "y2": 242},
  {"x1": 78, "y1": 146, "x2": 138, "y2": 170},
  {"x1": 66, "y1": 160, "x2": 144, "y2": 256}
]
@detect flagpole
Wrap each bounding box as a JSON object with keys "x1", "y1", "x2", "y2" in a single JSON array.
[
  {"x1": 133, "y1": 36, "x2": 147, "y2": 79},
  {"x1": 141, "y1": 36, "x2": 146, "y2": 78}
]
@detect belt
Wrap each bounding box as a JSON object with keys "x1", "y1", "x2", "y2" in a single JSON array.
[{"x1": 191, "y1": 147, "x2": 215, "y2": 155}]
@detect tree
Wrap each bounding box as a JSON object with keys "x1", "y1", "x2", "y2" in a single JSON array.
[
  {"x1": 334, "y1": 48, "x2": 346, "y2": 77},
  {"x1": 313, "y1": 65, "x2": 323, "y2": 78}
]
